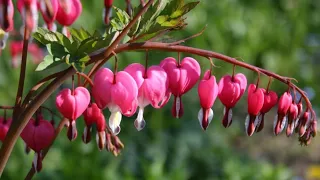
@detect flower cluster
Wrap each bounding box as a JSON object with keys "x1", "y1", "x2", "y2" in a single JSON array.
[{"x1": 52, "y1": 56, "x2": 317, "y2": 154}]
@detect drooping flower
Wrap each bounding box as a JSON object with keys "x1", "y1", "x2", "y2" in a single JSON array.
[
  {"x1": 95, "y1": 113, "x2": 106, "y2": 150},
  {"x1": 38, "y1": 0, "x2": 59, "y2": 31},
  {"x1": 124, "y1": 63, "x2": 169, "y2": 131},
  {"x1": 297, "y1": 111, "x2": 310, "y2": 137},
  {"x1": 92, "y1": 68, "x2": 138, "y2": 135},
  {"x1": 56, "y1": 0, "x2": 82, "y2": 36},
  {"x1": 0, "y1": 117, "x2": 12, "y2": 142},
  {"x1": 286, "y1": 102, "x2": 298, "y2": 137},
  {"x1": 10, "y1": 41, "x2": 44, "y2": 68},
  {"x1": 218, "y1": 73, "x2": 247, "y2": 128},
  {"x1": 255, "y1": 88, "x2": 278, "y2": 132},
  {"x1": 20, "y1": 113, "x2": 55, "y2": 172},
  {"x1": 103, "y1": 0, "x2": 113, "y2": 25},
  {"x1": 82, "y1": 103, "x2": 101, "y2": 143},
  {"x1": 0, "y1": 0, "x2": 14, "y2": 32},
  {"x1": 17, "y1": 0, "x2": 39, "y2": 33},
  {"x1": 245, "y1": 84, "x2": 264, "y2": 136},
  {"x1": 82, "y1": 103, "x2": 106, "y2": 150},
  {"x1": 274, "y1": 91, "x2": 292, "y2": 135},
  {"x1": 160, "y1": 57, "x2": 201, "y2": 118},
  {"x1": 56, "y1": 87, "x2": 91, "y2": 141},
  {"x1": 197, "y1": 70, "x2": 219, "y2": 130}
]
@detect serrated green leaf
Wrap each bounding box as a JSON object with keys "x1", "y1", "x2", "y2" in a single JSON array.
[{"x1": 35, "y1": 55, "x2": 62, "y2": 71}]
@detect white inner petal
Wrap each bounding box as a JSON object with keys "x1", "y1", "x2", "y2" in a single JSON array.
[
  {"x1": 273, "y1": 114, "x2": 278, "y2": 135},
  {"x1": 227, "y1": 108, "x2": 232, "y2": 126},
  {"x1": 83, "y1": 126, "x2": 91, "y2": 143},
  {"x1": 197, "y1": 108, "x2": 203, "y2": 128},
  {"x1": 198, "y1": 108, "x2": 214, "y2": 130},
  {"x1": 33, "y1": 152, "x2": 38, "y2": 172},
  {"x1": 109, "y1": 110, "x2": 122, "y2": 135},
  {"x1": 255, "y1": 113, "x2": 262, "y2": 128},
  {"x1": 294, "y1": 118, "x2": 300, "y2": 128},
  {"x1": 208, "y1": 108, "x2": 214, "y2": 125},
  {"x1": 287, "y1": 123, "x2": 295, "y2": 136},
  {"x1": 175, "y1": 97, "x2": 181, "y2": 118},
  {"x1": 134, "y1": 107, "x2": 146, "y2": 131},
  {"x1": 280, "y1": 116, "x2": 287, "y2": 132},
  {"x1": 245, "y1": 115, "x2": 249, "y2": 135}
]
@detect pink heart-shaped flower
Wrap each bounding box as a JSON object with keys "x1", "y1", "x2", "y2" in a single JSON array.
[
  {"x1": 160, "y1": 57, "x2": 201, "y2": 118},
  {"x1": 124, "y1": 63, "x2": 169, "y2": 131},
  {"x1": 92, "y1": 68, "x2": 138, "y2": 135},
  {"x1": 56, "y1": 86, "x2": 90, "y2": 120}
]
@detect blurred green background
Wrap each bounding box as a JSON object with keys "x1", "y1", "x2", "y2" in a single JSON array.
[{"x1": 0, "y1": 0, "x2": 320, "y2": 179}]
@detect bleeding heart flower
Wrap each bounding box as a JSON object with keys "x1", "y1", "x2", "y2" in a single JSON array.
[
  {"x1": 0, "y1": 117, "x2": 12, "y2": 142},
  {"x1": 245, "y1": 84, "x2": 264, "y2": 136},
  {"x1": 10, "y1": 41, "x2": 44, "y2": 68},
  {"x1": 274, "y1": 91, "x2": 292, "y2": 135},
  {"x1": 255, "y1": 89, "x2": 278, "y2": 132},
  {"x1": 197, "y1": 70, "x2": 218, "y2": 130},
  {"x1": 0, "y1": 0, "x2": 14, "y2": 32},
  {"x1": 160, "y1": 57, "x2": 201, "y2": 118},
  {"x1": 20, "y1": 114, "x2": 55, "y2": 172},
  {"x1": 82, "y1": 103, "x2": 106, "y2": 150},
  {"x1": 92, "y1": 68, "x2": 138, "y2": 135},
  {"x1": 56, "y1": 86, "x2": 91, "y2": 141},
  {"x1": 218, "y1": 73, "x2": 247, "y2": 128},
  {"x1": 103, "y1": 0, "x2": 113, "y2": 25},
  {"x1": 56, "y1": 0, "x2": 82, "y2": 36},
  {"x1": 17, "y1": 0, "x2": 39, "y2": 33},
  {"x1": 124, "y1": 63, "x2": 169, "y2": 131},
  {"x1": 297, "y1": 111, "x2": 310, "y2": 137},
  {"x1": 38, "y1": 0, "x2": 59, "y2": 31},
  {"x1": 286, "y1": 102, "x2": 298, "y2": 137},
  {"x1": 82, "y1": 103, "x2": 101, "y2": 144},
  {"x1": 95, "y1": 113, "x2": 106, "y2": 150}
]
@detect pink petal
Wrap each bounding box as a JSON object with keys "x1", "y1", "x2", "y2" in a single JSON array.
[
  {"x1": 110, "y1": 71, "x2": 138, "y2": 115},
  {"x1": 92, "y1": 68, "x2": 114, "y2": 109}
]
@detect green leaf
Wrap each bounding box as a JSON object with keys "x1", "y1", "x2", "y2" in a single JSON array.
[
  {"x1": 69, "y1": 27, "x2": 92, "y2": 42},
  {"x1": 47, "y1": 42, "x2": 68, "y2": 58},
  {"x1": 35, "y1": 55, "x2": 63, "y2": 71},
  {"x1": 170, "y1": 1, "x2": 199, "y2": 19}
]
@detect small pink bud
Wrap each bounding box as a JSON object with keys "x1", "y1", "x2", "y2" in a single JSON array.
[{"x1": 286, "y1": 103, "x2": 298, "y2": 137}]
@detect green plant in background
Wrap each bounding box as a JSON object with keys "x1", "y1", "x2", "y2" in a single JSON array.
[{"x1": 0, "y1": 0, "x2": 319, "y2": 179}]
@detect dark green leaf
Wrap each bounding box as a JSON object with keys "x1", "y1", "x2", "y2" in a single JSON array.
[{"x1": 47, "y1": 42, "x2": 68, "y2": 58}]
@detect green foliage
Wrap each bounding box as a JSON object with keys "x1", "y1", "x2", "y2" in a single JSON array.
[{"x1": 33, "y1": 27, "x2": 115, "y2": 72}]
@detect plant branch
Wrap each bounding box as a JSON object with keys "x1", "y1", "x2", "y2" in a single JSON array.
[
  {"x1": 0, "y1": 67, "x2": 75, "y2": 176},
  {"x1": 13, "y1": 25, "x2": 30, "y2": 114},
  {"x1": 25, "y1": 118, "x2": 68, "y2": 180}
]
